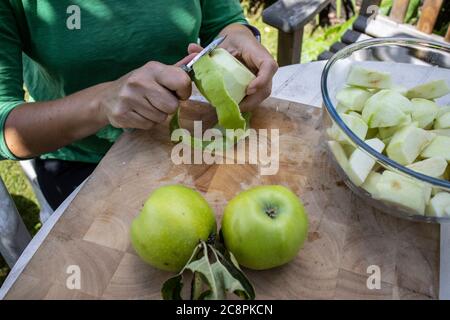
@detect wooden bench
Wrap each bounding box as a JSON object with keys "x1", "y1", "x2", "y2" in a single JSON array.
[{"x1": 263, "y1": 0, "x2": 450, "y2": 66}]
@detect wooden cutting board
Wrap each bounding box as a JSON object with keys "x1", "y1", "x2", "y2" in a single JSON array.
[{"x1": 4, "y1": 98, "x2": 440, "y2": 300}]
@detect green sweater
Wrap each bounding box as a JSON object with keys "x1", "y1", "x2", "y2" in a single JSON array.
[{"x1": 0, "y1": 0, "x2": 247, "y2": 162}]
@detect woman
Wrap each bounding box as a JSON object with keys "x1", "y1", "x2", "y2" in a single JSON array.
[{"x1": 0, "y1": 1, "x2": 277, "y2": 209}]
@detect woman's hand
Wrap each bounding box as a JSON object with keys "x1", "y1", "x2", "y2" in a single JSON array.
[
  {"x1": 100, "y1": 54, "x2": 196, "y2": 130},
  {"x1": 189, "y1": 24, "x2": 278, "y2": 111}
]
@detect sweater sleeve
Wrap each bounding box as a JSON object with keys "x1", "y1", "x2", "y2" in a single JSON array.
[
  {"x1": 199, "y1": 0, "x2": 248, "y2": 46},
  {"x1": 0, "y1": 1, "x2": 25, "y2": 160}
]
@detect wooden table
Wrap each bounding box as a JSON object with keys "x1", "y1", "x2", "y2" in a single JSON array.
[{"x1": 0, "y1": 61, "x2": 448, "y2": 300}]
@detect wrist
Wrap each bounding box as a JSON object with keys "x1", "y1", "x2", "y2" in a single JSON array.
[{"x1": 91, "y1": 82, "x2": 112, "y2": 128}]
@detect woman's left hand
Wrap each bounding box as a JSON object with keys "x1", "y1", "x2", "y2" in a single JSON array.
[{"x1": 188, "y1": 23, "x2": 278, "y2": 112}]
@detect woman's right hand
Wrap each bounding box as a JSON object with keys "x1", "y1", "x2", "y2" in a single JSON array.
[{"x1": 100, "y1": 54, "x2": 196, "y2": 130}]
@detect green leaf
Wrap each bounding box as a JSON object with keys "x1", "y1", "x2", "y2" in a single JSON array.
[
  {"x1": 161, "y1": 275, "x2": 183, "y2": 300},
  {"x1": 161, "y1": 241, "x2": 255, "y2": 300}
]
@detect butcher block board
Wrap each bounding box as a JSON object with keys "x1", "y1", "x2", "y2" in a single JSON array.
[{"x1": 5, "y1": 98, "x2": 440, "y2": 300}]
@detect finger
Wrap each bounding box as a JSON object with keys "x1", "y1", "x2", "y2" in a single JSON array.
[
  {"x1": 188, "y1": 43, "x2": 203, "y2": 54},
  {"x1": 127, "y1": 111, "x2": 156, "y2": 130},
  {"x1": 111, "y1": 109, "x2": 155, "y2": 130},
  {"x1": 132, "y1": 97, "x2": 169, "y2": 123},
  {"x1": 240, "y1": 83, "x2": 272, "y2": 112},
  {"x1": 155, "y1": 66, "x2": 192, "y2": 100},
  {"x1": 246, "y1": 59, "x2": 278, "y2": 95},
  {"x1": 144, "y1": 84, "x2": 180, "y2": 115},
  {"x1": 175, "y1": 52, "x2": 198, "y2": 67}
]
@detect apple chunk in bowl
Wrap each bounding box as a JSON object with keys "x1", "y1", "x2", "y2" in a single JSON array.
[{"x1": 321, "y1": 38, "x2": 450, "y2": 223}]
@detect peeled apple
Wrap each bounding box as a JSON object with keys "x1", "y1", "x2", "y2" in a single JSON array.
[
  {"x1": 193, "y1": 48, "x2": 256, "y2": 130},
  {"x1": 362, "y1": 90, "x2": 410, "y2": 128},
  {"x1": 386, "y1": 125, "x2": 435, "y2": 165},
  {"x1": 336, "y1": 87, "x2": 372, "y2": 112},
  {"x1": 421, "y1": 135, "x2": 450, "y2": 161},
  {"x1": 375, "y1": 171, "x2": 431, "y2": 215},
  {"x1": 346, "y1": 65, "x2": 392, "y2": 89},
  {"x1": 406, "y1": 80, "x2": 450, "y2": 100},
  {"x1": 406, "y1": 157, "x2": 448, "y2": 178},
  {"x1": 427, "y1": 192, "x2": 450, "y2": 217},
  {"x1": 410, "y1": 98, "x2": 439, "y2": 129}
]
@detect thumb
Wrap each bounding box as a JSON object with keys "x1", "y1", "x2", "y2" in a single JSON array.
[
  {"x1": 188, "y1": 43, "x2": 203, "y2": 54},
  {"x1": 174, "y1": 52, "x2": 198, "y2": 67}
]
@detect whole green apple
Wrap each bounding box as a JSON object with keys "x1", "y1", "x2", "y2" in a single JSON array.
[
  {"x1": 131, "y1": 185, "x2": 216, "y2": 272},
  {"x1": 221, "y1": 185, "x2": 308, "y2": 270}
]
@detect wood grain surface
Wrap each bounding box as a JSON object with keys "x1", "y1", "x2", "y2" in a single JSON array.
[{"x1": 4, "y1": 98, "x2": 440, "y2": 300}]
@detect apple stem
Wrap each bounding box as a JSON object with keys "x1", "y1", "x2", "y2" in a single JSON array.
[{"x1": 265, "y1": 207, "x2": 277, "y2": 219}]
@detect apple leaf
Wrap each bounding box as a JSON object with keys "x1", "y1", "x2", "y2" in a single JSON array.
[{"x1": 161, "y1": 241, "x2": 255, "y2": 300}]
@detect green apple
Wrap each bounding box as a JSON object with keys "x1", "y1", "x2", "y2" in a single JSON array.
[
  {"x1": 421, "y1": 135, "x2": 450, "y2": 161},
  {"x1": 361, "y1": 171, "x2": 381, "y2": 196},
  {"x1": 336, "y1": 87, "x2": 373, "y2": 112},
  {"x1": 131, "y1": 185, "x2": 216, "y2": 272},
  {"x1": 347, "y1": 138, "x2": 385, "y2": 186},
  {"x1": 406, "y1": 157, "x2": 448, "y2": 178},
  {"x1": 362, "y1": 90, "x2": 410, "y2": 128},
  {"x1": 375, "y1": 171, "x2": 431, "y2": 215},
  {"x1": 435, "y1": 111, "x2": 450, "y2": 129},
  {"x1": 386, "y1": 125, "x2": 435, "y2": 165},
  {"x1": 346, "y1": 65, "x2": 392, "y2": 89},
  {"x1": 221, "y1": 185, "x2": 308, "y2": 270},
  {"x1": 406, "y1": 79, "x2": 450, "y2": 100},
  {"x1": 426, "y1": 192, "x2": 450, "y2": 217},
  {"x1": 410, "y1": 98, "x2": 439, "y2": 129}
]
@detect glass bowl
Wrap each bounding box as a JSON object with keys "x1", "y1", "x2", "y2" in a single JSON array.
[{"x1": 320, "y1": 37, "x2": 450, "y2": 223}]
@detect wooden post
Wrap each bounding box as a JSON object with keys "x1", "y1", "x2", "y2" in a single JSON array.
[
  {"x1": 417, "y1": 0, "x2": 443, "y2": 34},
  {"x1": 277, "y1": 29, "x2": 303, "y2": 67},
  {"x1": 389, "y1": 0, "x2": 410, "y2": 23},
  {"x1": 445, "y1": 25, "x2": 450, "y2": 43},
  {"x1": 360, "y1": 0, "x2": 382, "y2": 17}
]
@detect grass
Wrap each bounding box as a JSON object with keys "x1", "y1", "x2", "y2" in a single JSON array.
[
  {"x1": 0, "y1": 161, "x2": 41, "y2": 285},
  {"x1": 244, "y1": 4, "x2": 355, "y2": 63}
]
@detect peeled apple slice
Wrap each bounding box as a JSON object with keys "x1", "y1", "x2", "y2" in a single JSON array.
[
  {"x1": 410, "y1": 98, "x2": 439, "y2": 129},
  {"x1": 427, "y1": 192, "x2": 450, "y2": 217},
  {"x1": 361, "y1": 171, "x2": 381, "y2": 196},
  {"x1": 430, "y1": 129, "x2": 450, "y2": 137},
  {"x1": 326, "y1": 113, "x2": 368, "y2": 144},
  {"x1": 406, "y1": 79, "x2": 450, "y2": 100},
  {"x1": 375, "y1": 171, "x2": 431, "y2": 215},
  {"x1": 347, "y1": 138, "x2": 385, "y2": 186},
  {"x1": 193, "y1": 48, "x2": 255, "y2": 130},
  {"x1": 378, "y1": 117, "x2": 414, "y2": 139},
  {"x1": 421, "y1": 135, "x2": 450, "y2": 161},
  {"x1": 328, "y1": 140, "x2": 349, "y2": 169},
  {"x1": 362, "y1": 90, "x2": 410, "y2": 128},
  {"x1": 327, "y1": 140, "x2": 361, "y2": 186},
  {"x1": 435, "y1": 111, "x2": 450, "y2": 129},
  {"x1": 386, "y1": 125, "x2": 435, "y2": 165},
  {"x1": 346, "y1": 65, "x2": 392, "y2": 89},
  {"x1": 336, "y1": 87, "x2": 372, "y2": 112},
  {"x1": 406, "y1": 157, "x2": 448, "y2": 178}
]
